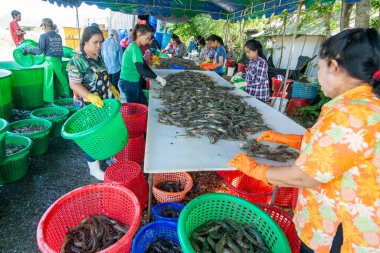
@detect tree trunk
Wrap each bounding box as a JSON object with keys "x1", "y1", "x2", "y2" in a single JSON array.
[
  {"x1": 324, "y1": 6, "x2": 333, "y2": 37},
  {"x1": 340, "y1": 1, "x2": 354, "y2": 31},
  {"x1": 355, "y1": 0, "x2": 371, "y2": 28}
]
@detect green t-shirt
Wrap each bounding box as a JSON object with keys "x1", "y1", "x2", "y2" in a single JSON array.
[{"x1": 120, "y1": 41, "x2": 144, "y2": 82}]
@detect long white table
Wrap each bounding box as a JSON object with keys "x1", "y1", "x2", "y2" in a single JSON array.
[{"x1": 144, "y1": 69, "x2": 306, "y2": 173}]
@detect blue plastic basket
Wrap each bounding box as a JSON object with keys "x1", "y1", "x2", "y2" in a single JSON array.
[
  {"x1": 153, "y1": 202, "x2": 185, "y2": 222},
  {"x1": 292, "y1": 81, "x2": 320, "y2": 99},
  {"x1": 170, "y1": 65, "x2": 186, "y2": 70},
  {"x1": 131, "y1": 220, "x2": 180, "y2": 253}
]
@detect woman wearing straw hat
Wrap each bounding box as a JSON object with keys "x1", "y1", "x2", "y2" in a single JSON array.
[{"x1": 22, "y1": 18, "x2": 70, "y2": 103}]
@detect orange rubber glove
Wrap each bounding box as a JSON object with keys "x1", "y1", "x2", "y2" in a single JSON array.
[
  {"x1": 229, "y1": 153, "x2": 272, "y2": 185},
  {"x1": 257, "y1": 130, "x2": 303, "y2": 150}
]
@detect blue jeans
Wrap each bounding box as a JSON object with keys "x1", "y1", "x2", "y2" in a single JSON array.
[
  {"x1": 74, "y1": 101, "x2": 95, "y2": 162},
  {"x1": 118, "y1": 79, "x2": 148, "y2": 105}
]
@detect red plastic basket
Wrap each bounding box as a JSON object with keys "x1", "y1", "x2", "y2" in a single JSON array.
[
  {"x1": 105, "y1": 161, "x2": 148, "y2": 209},
  {"x1": 153, "y1": 172, "x2": 193, "y2": 203},
  {"x1": 224, "y1": 170, "x2": 274, "y2": 203},
  {"x1": 292, "y1": 188, "x2": 299, "y2": 211},
  {"x1": 114, "y1": 135, "x2": 145, "y2": 163},
  {"x1": 120, "y1": 103, "x2": 148, "y2": 138},
  {"x1": 272, "y1": 78, "x2": 291, "y2": 92},
  {"x1": 36, "y1": 184, "x2": 141, "y2": 253},
  {"x1": 255, "y1": 203, "x2": 301, "y2": 253},
  {"x1": 285, "y1": 98, "x2": 309, "y2": 115},
  {"x1": 275, "y1": 187, "x2": 297, "y2": 207}
]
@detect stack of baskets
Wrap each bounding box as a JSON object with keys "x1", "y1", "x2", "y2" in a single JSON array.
[
  {"x1": 104, "y1": 161, "x2": 148, "y2": 209},
  {"x1": 30, "y1": 107, "x2": 69, "y2": 138},
  {"x1": 114, "y1": 103, "x2": 148, "y2": 163}
]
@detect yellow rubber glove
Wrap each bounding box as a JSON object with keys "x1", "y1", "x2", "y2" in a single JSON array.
[
  {"x1": 86, "y1": 93, "x2": 104, "y2": 108},
  {"x1": 109, "y1": 85, "x2": 120, "y2": 100},
  {"x1": 257, "y1": 130, "x2": 303, "y2": 150},
  {"x1": 229, "y1": 153, "x2": 272, "y2": 185}
]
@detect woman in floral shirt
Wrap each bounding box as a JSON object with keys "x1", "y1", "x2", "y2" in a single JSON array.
[{"x1": 229, "y1": 28, "x2": 380, "y2": 252}]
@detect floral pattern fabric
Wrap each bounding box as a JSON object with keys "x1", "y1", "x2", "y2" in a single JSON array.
[{"x1": 294, "y1": 84, "x2": 380, "y2": 253}]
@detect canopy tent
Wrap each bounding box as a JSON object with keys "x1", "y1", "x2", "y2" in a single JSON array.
[{"x1": 43, "y1": 0, "x2": 361, "y2": 22}]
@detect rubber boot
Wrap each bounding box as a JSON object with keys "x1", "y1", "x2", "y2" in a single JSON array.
[{"x1": 87, "y1": 160, "x2": 104, "y2": 181}]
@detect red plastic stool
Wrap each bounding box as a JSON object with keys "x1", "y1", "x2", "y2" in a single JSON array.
[
  {"x1": 272, "y1": 91, "x2": 289, "y2": 99},
  {"x1": 105, "y1": 161, "x2": 148, "y2": 209},
  {"x1": 120, "y1": 103, "x2": 148, "y2": 137},
  {"x1": 237, "y1": 63, "x2": 248, "y2": 73},
  {"x1": 114, "y1": 135, "x2": 145, "y2": 164},
  {"x1": 285, "y1": 98, "x2": 309, "y2": 115}
]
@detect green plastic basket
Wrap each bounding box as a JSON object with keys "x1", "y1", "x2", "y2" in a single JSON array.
[
  {"x1": 0, "y1": 69, "x2": 13, "y2": 121},
  {"x1": 30, "y1": 107, "x2": 69, "y2": 138},
  {"x1": 9, "y1": 119, "x2": 52, "y2": 156},
  {"x1": 61, "y1": 99, "x2": 129, "y2": 160},
  {"x1": 0, "y1": 134, "x2": 32, "y2": 184},
  {"x1": 178, "y1": 193, "x2": 291, "y2": 253},
  {"x1": 13, "y1": 40, "x2": 45, "y2": 67},
  {"x1": 62, "y1": 46, "x2": 75, "y2": 58},
  {"x1": 52, "y1": 98, "x2": 76, "y2": 116},
  {"x1": 0, "y1": 119, "x2": 10, "y2": 164}
]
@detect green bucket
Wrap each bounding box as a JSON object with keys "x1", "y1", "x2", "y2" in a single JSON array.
[
  {"x1": 178, "y1": 193, "x2": 291, "y2": 253},
  {"x1": 9, "y1": 119, "x2": 52, "y2": 156},
  {"x1": 30, "y1": 107, "x2": 70, "y2": 138},
  {"x1": 0, "y1": 61, "x2": 44, "y2": 109},
  {"x1": 0, "y1": 134, "x2": 33, "y2": 184},
  {"x1": 0, "y1": 119, "x2": 10, "y2": 164},
  {"x1": 61, "y1": 99, "x2": 128, "y2": 160},
  {"x1": 62, "y1": 46, "x2": 75, "y2": 58},
  {"x1": 0, "y1": 69, "x2": 13, "y2": 121},
  {"x1": 13, "y1": 40, "x2": 45, "y2": 67},
  {"x1": 52, "y1": 98, "x2": 76, "y2": 116}
]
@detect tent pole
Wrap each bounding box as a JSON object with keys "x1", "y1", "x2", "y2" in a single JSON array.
[
  {"x1": 76, "y1": 1, "x2": 81, "y2": 47},
  {"x1": 278, "y1": 1, "x2": 303, "y2": 112}
]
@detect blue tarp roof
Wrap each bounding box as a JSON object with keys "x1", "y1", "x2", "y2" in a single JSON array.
[{"x1": 42, "y1": 0, "x2": 361, "y2": 22}]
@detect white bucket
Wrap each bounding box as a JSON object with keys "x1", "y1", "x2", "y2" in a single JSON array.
[
  {"x1": 272, "y1": 97, "x2": 288, "y2": 113},
  {"x1": 227, "y1": 67, "x2": 236, "y2": 76}
]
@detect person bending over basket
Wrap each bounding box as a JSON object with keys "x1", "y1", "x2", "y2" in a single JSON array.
[
  {"x1": 229, "y1": 28, "x2": 380, "y2": 253},
  {"x1": 67, "y1": 25, "x2": 120, "y2": 180},
  {"x1": 118, "y1": 24, "x2": 166, "y2": 105}
]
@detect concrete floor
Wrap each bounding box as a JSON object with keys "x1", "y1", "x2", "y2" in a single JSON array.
[{"x1": 0, "y1": 137, "x2": 101, "y2": 252}]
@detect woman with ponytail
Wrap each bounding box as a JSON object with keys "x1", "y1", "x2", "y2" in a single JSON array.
[
  {"x1": 22, "y1": 18, "x2": 70, "y2": 103},
  {"x1": 229, "y1": 28, "x2": 380, "y2": 252},
  {"x1": 242, "y1": 39, "x2": 269, "y2": 102},
  {"x1": 206, "y1": 34, "x2": 226, "y2": 76}
]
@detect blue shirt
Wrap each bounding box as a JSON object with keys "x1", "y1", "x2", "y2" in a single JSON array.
[
  {"x1": 30, "y1": 31, "x2": 63, "y2": 58},
  {"x1": 189, "y1": 41, "x2": 196, "y2": 52},
  {"x1": 101, "y1": 37, "x2": 123, "y2": 74},
  {"x1": 213, "y1": 45, "x2": 226, "y2": 74}
]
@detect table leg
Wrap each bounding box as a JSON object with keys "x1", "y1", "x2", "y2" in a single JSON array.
[
  {"x1": 270, "y1": 185, "x2": 279, "y2": 205},
  {"x1": 147, "y1": 173, "x2": 153, "y2": 222}
]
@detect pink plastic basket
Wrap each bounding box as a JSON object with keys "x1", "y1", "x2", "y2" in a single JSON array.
[{"x1": 37, "y1": 184, "x2": 141, "y2": 253}]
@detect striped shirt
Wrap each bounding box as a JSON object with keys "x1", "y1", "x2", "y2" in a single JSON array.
[{"x1": 244, "y1": 56, "x2": 270, "y2": 102}]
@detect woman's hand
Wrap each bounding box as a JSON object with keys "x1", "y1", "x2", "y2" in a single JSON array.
[
  {"x1": 109, "y1": 85, "x2": 120, "y2": 100},
  {"x1": 86, "y1": 93, "x2": 104, "y2": 108}
]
